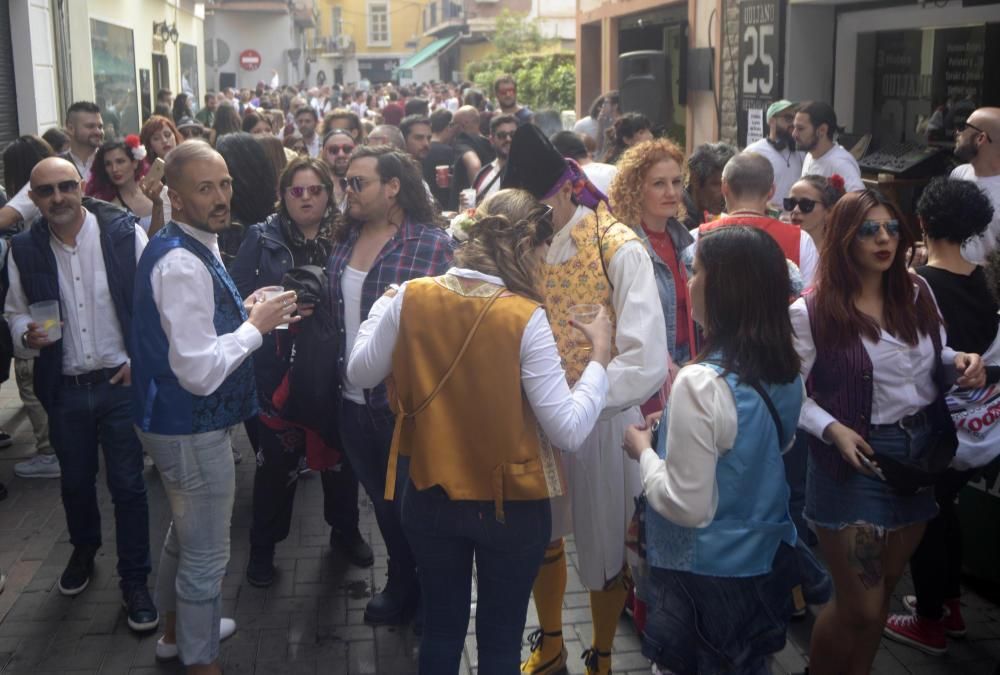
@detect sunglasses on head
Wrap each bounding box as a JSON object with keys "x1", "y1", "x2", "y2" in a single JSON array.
[
  {"x1": 493, "y1": 131, "x2": 513, "y2": 141},
  {"x1": 340, "y1": 176, "x2": 374, "y2": 193},
  {"x1": 783, "y1": 197, "x2": 817, "y2": 214},
  {"x1": 956, "y1": 120, "x2": 993, "y2": 142},
  {"x1": 857, "y1": 219, "x2": 901, "y2": 239},
  {"x1": 32, "y1": 180, "x2": 80, "y2": 198},
  {"x1": 285, "y1": 185, "x2": 326, "y2": 199},
  {"x1": 326, "y1": 144, "x2": 354, "y2": 156}
]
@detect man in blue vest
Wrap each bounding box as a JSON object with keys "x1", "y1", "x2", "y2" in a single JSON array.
[
  {"x1": 131, "y1": 141, "x2": 294, "y2": 671},
  {"x1": 4, "y1": 157, "x2": 157, "y2": 632}
]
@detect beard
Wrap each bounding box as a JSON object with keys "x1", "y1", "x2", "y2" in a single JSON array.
[
  {"x1": 770, "y1": 129, "x2": 795, "y2": 151},
  {"x1": 955, "y1": 140, "x2": 978, "y2": 162},
  {"x1": 795, "y1": 134, "x2": 817, "y2": 153}
]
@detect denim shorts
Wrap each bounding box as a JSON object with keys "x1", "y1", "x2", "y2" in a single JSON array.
[
  {"x1": 641, "y1": 543, "x2": 798, "y2": 674},
  {"x1": 805, "y1": 423, "x2": 939, "y2": 531}
]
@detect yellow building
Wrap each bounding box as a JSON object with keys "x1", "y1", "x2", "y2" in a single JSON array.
[{"x1": 313, "y1": 0, "x2": 435, "y2": 85}]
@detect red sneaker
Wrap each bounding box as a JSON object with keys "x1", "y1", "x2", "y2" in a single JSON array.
[
  {"x1": 902, "y1": 595, "x2": 967, "y2": 638},
  {"x1": 884, "y1": 613, "x2": 948, "y2": 655}
]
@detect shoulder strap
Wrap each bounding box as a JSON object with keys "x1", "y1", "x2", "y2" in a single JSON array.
[
  {"x1": 399, "y1": 285, "x2": 505, "y2": 418},
  {"x1": 748, "y1": 380, "x2": 785, "y2": 448}
]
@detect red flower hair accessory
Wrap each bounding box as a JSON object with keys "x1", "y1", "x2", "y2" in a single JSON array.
[
  {"x1": 124, "y1": 134, "x2": 147, "y2": 162},
  {"x1": 829, "y1": 174, "x2": 845, "y2": 193}
]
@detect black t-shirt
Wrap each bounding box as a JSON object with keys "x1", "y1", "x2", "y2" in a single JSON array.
[
  {"x1": 422, "y1": 141, "x2": 457, "y2": 210},
  {"x1": 450, "y1": 133, "x2": 495, "y2": 208},
  {"x1": 916, "y1": 265, "x2": 999, "y2": 354}
]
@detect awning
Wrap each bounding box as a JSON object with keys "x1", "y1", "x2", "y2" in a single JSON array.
[{"x1": 397, "y1": 35, "x2": 459, "y2": 71}]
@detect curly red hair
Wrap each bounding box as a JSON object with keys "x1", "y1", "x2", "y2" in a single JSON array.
[{"x1": 608, "y1": 138, "x2": 687, "y2": 227}]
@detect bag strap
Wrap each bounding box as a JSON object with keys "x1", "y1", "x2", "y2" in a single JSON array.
[{"x1": 749, "y1": 380, "x2": 785, "y2": 449}]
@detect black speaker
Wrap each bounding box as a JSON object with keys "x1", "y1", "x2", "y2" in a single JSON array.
[{"x1": 619, "y1": 50, "x2": 673, "y2": 132}]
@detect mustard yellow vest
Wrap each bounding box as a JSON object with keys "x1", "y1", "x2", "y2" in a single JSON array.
[
  {"x1": 544, "y1": 203, "x2": 638, "y2": 385},
  {"x1": 386, "y1": 275, "x2": 562, "y2": 521}
]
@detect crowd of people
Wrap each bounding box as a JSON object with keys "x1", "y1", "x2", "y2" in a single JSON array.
[{"x1": 0, "y1": 73, "x2": 998, "y2": 675}]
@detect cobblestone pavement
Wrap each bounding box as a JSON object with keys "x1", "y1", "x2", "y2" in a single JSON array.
[{"x1": 0, "y1": 385, "x2": 999, "y2": 673}]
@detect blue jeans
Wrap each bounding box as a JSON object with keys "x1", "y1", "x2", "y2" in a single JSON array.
[
  {"x1": 400, "y1": 481, "x2": 551, "y2": 674},
  {"x1": 338, "y1": 400, "x2": 415, "y2": 579},
  {"x1": 140, "y1": 428, "x2": 236, "y2": 666},
  {"x1": 48, "y1": 380, "x2": 150, "y2": 588},
  {"x1": 642, "y1": 543, "x2": 798, "y2": 675}
]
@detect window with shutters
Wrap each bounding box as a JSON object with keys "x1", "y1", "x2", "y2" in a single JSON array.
[{"x1": 368, "y1": 2, "x2": 389, "y2": 47}]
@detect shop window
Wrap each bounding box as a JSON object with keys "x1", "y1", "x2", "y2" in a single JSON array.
[
  {"x1": 180, "y1": 43, "x2": 199, "y2": 102},
  {"x1": 368, "y1": 2, "x2": 390, "y2": 46},
  {"x1": 90, "y1": 19, "x2": 140, "y2": 136},
  {"x1": 861, "y1": 24, "x2": 999, "y2": 146}
]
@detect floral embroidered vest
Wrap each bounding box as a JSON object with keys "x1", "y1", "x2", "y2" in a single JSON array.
[{"x1": 544, "y1": 203, "x2": 638, "y2": 385}]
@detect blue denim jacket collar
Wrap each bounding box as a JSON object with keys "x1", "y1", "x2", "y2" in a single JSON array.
[{"x1": 633, "y1": 218, "x2": 694, "y2": 364}]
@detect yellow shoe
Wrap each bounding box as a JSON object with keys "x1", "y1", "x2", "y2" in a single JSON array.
[
  {"x1": 582, "y1": 647, "x2": 612, "y2": 675},
  {"x1": 521, "y1": 629, "x2": 568, "y2": 674}
]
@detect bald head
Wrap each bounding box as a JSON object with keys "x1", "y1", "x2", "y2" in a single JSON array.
[
  {"x1": 956, "y1": 107, "x2": 1000, "y2": 166},
  {"x1": 164, "y1": 141, "x2": 233, "y2": 232},
  {"x1": 968, "y1": 107, "x2": 1000, "y2": 138},
  {"x1": 367, "y1": 125, "x2": 405, "y2": 151},
  {"x1": 454, "y1": 106, "x2": 480, "y2": 135},
  {"x1": 164, "y1": 140, "x2": 222, "y2": 188},
  {"x1": 29, "y1": 157, "x2": 86, "y2": 230}
]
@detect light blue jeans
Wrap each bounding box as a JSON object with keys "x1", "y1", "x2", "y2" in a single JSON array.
[{"x1": 139, "y1": 427, "x2": 235, "y2": 666}]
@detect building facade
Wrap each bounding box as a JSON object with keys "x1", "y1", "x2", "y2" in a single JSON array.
[
  {"x1": 6, "y1": 0, "x2": 205, "y2": 154},
  {"x1": 204, "y1": 0, "x2": 317, "y2": 92}
]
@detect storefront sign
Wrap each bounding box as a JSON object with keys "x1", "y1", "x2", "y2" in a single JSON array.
[
  {"x1": 737, "y1": 0, "x2": 785, "y2": 147},
  {"x1": 239, "y1": 49, "x2": 262, "y2": 71}
]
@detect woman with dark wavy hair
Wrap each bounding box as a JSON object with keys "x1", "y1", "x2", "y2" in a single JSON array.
[
  {"x1": 884, "y1": 177, "x2": 1000, "y2": 655},
  {"x1": 211, "y1": 103, "x2": 242, "y2": 145},
  {"x1": 85, "y1": 137, "x2": 165, "y2": 233},
  {"x1": 790, "y1": 189, "x2": 985, "y2": 674},
  {"x1": 216, "y1": 132, "x2": 277, "y2": 268},
  {"x1": 347, "y1": 189, "x2": 611, "y2": 673},
  {"x1": 601, "y1": 113, "x2": 653, "y2": 165}
]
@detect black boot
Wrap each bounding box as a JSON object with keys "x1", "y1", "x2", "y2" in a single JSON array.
[
  {"x1": 330, "y1": 527, "x2": 374, "y2": 568},
  {"x1": 364, "y1": 559, "x2": 419, "y2": 625},
  {"x1": 246, "y1": 546, "x2": 276, "y2": 587}
]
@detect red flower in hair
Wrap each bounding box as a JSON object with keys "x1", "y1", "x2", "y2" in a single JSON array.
[
  {"x1": 124, "y1": 134, "x2": 147, "y2": 162},
  {"x1": 125, "y1": 134, "x2": 141, "y2": 149},
  {"x1": 829, "y1": 174, "x2": 846, "y2": 192}
]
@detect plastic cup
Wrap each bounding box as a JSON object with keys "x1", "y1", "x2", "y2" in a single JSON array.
[
  {"x1": 29, "y1": 300, "x2": 62, "y2": 342},
  {"x1": 262, "y1": 286, "x2": 291, "y2": 330},
  {"x1": 435, "y1": 165, "x2": 451, "y2": 188},
  {"x1": 568, "y1": 303, "x2": 601, "y2": 349},
  {"x1": 460, "y1": 188, "x2": 477, "y2": 211}
]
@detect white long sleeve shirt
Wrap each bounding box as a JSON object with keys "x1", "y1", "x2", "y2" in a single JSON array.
[
  {"x1": 148, "y1": 221, "x2": 262, "y2": 397},
  {"x1": 547, "y1": 205, "x2": 669, "y2": 413},
  {"x1": 347, "y1": 268, "x2": 609, "y2": 452},
  {"x1": 790, "y1": 294, "x2": 956, "y2": 439},
  {"x1": 5, "y1": 210, "x2": 148, "y2": 372}
]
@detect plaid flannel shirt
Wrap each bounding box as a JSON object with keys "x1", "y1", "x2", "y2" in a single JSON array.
[{"x1": 329, "y1": 216, "x2": 455, "y2": 423}]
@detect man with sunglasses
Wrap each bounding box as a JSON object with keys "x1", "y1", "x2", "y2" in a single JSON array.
[
  {"x1": 321, "y1": 129, "x2": 356, "y2": 212},
  {"x1": 745, "y1": 100, "x2": 805, "y2": 210},
  {"x1": 472, "y1": 114, "x2": 518, "y2": 205},
  {"x1": 331, "y1": 147, "x2": 455, "y2": 627},
  {"x1": 4, "y1": 157, "x2": 158, "y2": 632},
  {"x1": 951, "y1": 107, "x2": 1000, "y2": 264}
]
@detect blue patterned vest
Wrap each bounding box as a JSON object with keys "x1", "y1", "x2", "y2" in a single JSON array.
[
  {"x1": 645, "y1": 363, "x2": 801, "y2": 577},
  {"x1": 132, "y1": 222, "x2": 258, "y2": 434}
]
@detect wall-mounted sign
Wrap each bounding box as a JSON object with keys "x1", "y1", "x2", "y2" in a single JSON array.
[
  {"x1": 737, "y1": 0, "x2": 785, "y2": 147},
  {"x1": 239, "y1": 49, "x2": 262, "y2": 71}
]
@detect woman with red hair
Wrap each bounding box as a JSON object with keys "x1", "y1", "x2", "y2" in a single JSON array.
[
  {"x1": 140, "y1": 114, "x2": 180, "y2": 166},
  {"x1": 790, "y1": 189, "x2": 985, "y2": 674}
]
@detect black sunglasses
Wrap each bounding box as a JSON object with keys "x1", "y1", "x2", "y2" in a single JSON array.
[
  {"x1": 956, "y1": 121, "x2": 993, "y2": 143},
  {"x1": 32, "y1": 180, "x2": 81, "y2": 198},
  {"x1": 340, "y1": 176, "x2": 374, "y2": 193},
  {"x1": 784, "y1": 197, "x2": 817, "y2": 214}
]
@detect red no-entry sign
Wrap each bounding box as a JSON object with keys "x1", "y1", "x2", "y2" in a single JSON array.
[{"x1": 239, "y1": 49, "x2": 262, "y2": 71}]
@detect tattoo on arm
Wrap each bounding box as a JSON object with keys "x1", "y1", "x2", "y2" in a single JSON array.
[{"x1": 850, "y1": 525, "x2": 886, "y2": 590}]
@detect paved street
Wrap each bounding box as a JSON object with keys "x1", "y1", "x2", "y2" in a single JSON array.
[{"x1": 0, "y1": 382, "x2": 999, "y2": 674}]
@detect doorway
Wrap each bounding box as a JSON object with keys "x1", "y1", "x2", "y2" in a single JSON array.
[{"x1": 152, "y1": 53, "x2": 169, "y2": 102}]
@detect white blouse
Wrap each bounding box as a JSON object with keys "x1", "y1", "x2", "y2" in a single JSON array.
[
  {"x1": 790, "y1": 293, "x2": 956, "y2": 440},
  {"x1": 346, "y1": 267, "x2": 609, "y2": 452}
]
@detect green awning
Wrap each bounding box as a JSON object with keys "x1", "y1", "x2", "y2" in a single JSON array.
[{"x1": 397, "y1": 35, "x2": 459, "y2": 70}]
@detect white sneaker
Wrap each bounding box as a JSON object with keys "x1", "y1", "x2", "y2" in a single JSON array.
[
  {"x1": 155, "y1": 617, "x2": 237, "y2": 661},
  {"x1": 14, "y1": 454, "x2": 61, "y2": 479}
]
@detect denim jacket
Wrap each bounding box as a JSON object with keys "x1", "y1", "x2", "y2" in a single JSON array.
[{"x1": 632, "y1": 218, "x2": 694, "y2": 365}]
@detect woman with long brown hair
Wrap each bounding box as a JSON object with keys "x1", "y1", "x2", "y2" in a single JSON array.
[
  {"x1": 347, "y1": 189, "x2": 612, "y2": 673},
  {"x1": 790, "y1": 189, "x2": 985, "y2": 674}
]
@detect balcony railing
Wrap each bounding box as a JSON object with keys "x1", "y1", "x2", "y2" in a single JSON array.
[{"x1": 423, "y1": 0, "x2": 465, "y2": 37}]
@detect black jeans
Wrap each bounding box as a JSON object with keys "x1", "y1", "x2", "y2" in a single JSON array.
[
  {"x1": 908, "y1": 466, "x2": 979, "y2": 620},
  {"x1": 48, "y1": 379, "x2": 151, "y2": 589},
  {"x1": 249, "y1": 420, "x2": 360, "y2": 551},
  {"x1": 338, "y1": 400, "x2": 415, "y2": 580},
  {"x1": 400, "y1": 481, "x2": 551, "y2": 674}
]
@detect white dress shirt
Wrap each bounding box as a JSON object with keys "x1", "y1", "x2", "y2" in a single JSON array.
[
  {"x1": 305, "y1": 134, "x2": 321, "y2": 159},
  {"x1": 347, "y1": 268, "x2": 609, "y2": 453},
  {"x1": 340, "y1": 264, "x2": 368, "y2": 405},
  {"x1": 7, "y1": 183, "x2": 40, "y2": 226},
  {"x1": 67, "y1": 150, "x2": 96, "y2": 184},
  {"x1": 5, "y1": 211, "x2": 148, "y2": 373},
  {"x1": 148, "y1": 221, "x2": 262, "y2": 397},
  {"x1": 790, "y1": 293, "x2": 956, "y2": 439}
]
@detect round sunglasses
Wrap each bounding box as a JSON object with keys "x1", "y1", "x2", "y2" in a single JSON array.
[{"x1": 285, "y1": 185, "x2": 327, "y2": 199}]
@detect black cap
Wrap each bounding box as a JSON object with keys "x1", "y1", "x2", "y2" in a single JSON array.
[{"x1": 500, "y1": 123, "x2": 567, "y2": 199}]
